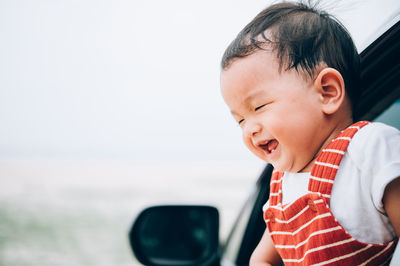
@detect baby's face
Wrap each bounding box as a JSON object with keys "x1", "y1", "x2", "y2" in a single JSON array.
[{"x1": 221, "y1": 50, "x2": 327, "y2": 173}]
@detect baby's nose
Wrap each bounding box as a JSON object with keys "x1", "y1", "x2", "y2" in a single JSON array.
[{"x1": 244, "y1": 119, "x2": 262, "y2": 137}]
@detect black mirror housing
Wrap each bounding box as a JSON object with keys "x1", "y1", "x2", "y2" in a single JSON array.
[{"x1": 129, "y1": 205, "x2": 220, "y2": 266}]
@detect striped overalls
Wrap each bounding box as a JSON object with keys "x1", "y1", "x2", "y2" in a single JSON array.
[{"x1": 264, "y1": 121, "x2": 398, "y2": 265}]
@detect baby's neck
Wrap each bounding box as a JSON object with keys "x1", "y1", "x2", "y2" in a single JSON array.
[{"x1": 300, "y1": 117, "x2": 353, "y2": 173}]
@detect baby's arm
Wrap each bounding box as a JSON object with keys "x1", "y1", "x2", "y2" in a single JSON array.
[
  {"x1": 249, "y1": 228, "x2": 282, "y2": 266},
  {"x1": 383, "y1": 177, "x2": 400, "y2": 265}
]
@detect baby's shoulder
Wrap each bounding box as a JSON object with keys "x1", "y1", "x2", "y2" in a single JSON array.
[
  {"x1": 346, "y1": 122, "x2": 400, "y2": 169},
  {"x1": 348, "y1": 122, "x2": 399, "y2": 153}
]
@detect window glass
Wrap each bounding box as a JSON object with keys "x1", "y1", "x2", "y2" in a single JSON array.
[{"x1": 374, "y1": 98, "x2": 400, "y2": 130}]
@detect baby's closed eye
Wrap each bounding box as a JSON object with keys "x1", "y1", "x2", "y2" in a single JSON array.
[{"x1": 255, "y1": 104, "x2": 267, "y2": 111}]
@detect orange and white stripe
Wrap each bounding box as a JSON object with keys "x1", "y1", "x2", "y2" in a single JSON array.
[{"x1": 264, "y1": 121, "x2": 398, "y2": 265}]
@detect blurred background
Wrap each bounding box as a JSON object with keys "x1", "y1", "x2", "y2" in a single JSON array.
[{"x1": 0, "y1": 0, "x2": 398, "y2": 265}]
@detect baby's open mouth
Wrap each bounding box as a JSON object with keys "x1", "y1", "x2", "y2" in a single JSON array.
[{"x1": 259, "y1": 139, "x2": 279, "y2": 153}]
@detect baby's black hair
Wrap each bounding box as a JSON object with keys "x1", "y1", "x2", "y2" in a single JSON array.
[{"x1": 221, "y1": 1, "x2": 360, "y2": 110}]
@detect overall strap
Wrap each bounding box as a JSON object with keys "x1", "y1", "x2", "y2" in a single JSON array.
[
  {"x1": 269, "y1": 171, "x2": 284, "y2": 206},
  {"x1": 308, "y1": 121, "x2": 370, "y2": 204}
]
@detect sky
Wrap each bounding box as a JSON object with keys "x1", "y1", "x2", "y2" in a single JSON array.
[{"x1": 0, "y1": 0, "x2": 399, "y2": 163}]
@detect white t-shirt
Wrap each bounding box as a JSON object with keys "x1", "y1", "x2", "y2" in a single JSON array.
[{"x1": 263, "y1": 122, "x2": 400, "y2": 244}]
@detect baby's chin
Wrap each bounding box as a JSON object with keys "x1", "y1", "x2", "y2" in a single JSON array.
[
  {"x1": 269, "y1": 161, "x2": 298, "y2": 173},
  {"x1": 253, "y1": 153, "x2": 304, "y2": 172}
]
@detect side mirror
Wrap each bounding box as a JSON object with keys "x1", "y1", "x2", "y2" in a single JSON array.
[{"x1": 129, "y1": 205, "x2": 220, "y2": 266}]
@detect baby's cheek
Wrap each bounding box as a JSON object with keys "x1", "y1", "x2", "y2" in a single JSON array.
[
  {"x1": 242, "y1": 136, "x2": 258, "y2": 156},
  {"x1": 242, "y1": 135, "x2": 253, "y2": 151}
]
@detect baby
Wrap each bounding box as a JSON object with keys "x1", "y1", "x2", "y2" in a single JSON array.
[{"x1": 220, "y1": 2, "x2": 400, "y2": 265}]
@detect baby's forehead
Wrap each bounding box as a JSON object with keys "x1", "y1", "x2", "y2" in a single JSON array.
[
  {"x1": 223, "y1": 49, "x2": 315, "y2": 82},
  {"x1": 223, "y1": 49, "x2": 278, "y2": 72}
]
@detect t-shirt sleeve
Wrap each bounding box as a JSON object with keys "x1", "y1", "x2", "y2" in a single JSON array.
[{"x1": 347, "y1": 122, "x2": 400, "y2": 214}]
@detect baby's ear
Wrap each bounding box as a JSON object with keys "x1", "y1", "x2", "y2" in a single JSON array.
[{"x1": 314, "y1": 68, "x2": 346, "y2": 115}]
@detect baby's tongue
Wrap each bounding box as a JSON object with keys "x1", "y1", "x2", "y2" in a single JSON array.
[{"x1": 267, "y1": 140, "x2": 278, "y2": 152}]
